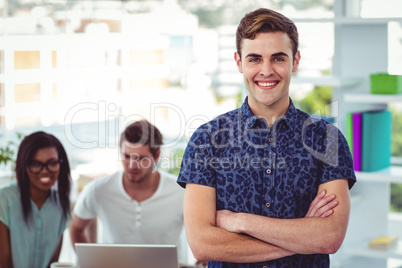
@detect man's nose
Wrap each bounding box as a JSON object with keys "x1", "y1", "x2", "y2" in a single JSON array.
[
  {"x1": 260, "y1": 61, "x2": 274, "y2": 77},
  {"x1": 129, "y1": 158, "x2": 139, "y2": 169}
]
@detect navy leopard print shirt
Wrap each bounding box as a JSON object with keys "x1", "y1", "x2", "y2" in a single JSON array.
[{"x1": 178, "y1": 97, "x2": 356, "y2": 268}]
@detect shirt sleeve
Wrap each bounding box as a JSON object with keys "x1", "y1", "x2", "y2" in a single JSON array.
[
  {"x1": 177, "y1": 123, "x2": 217, "y2": 188},
  {"x1": 317, "y1": 124, "x2": 356, "y2": 189},
  {"x1": 73, "y1": 181, "x2": 98, "y2": 219}
]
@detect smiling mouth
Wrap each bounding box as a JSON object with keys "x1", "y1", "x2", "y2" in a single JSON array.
[
  {"x1": 256, "y1": 81, "x2": 279, "y2": 87},
  {"x1": 40, "y1": 177, "x2": 51, "y2": 183}
]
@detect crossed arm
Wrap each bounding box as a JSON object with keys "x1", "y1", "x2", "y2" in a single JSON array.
[{"x1": 183, "y1": 179, "x2": 350, "y2": 263}]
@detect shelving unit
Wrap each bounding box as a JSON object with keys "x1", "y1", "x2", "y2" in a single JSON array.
[
  {"x1": 345, "y1": 239, "x2": 402, "y2": 260},
  {"x1": 342, "y1": 166, "x2": 402, "y2": 268},
  {"x1": 291, "y1": 1, "x2": 402, "y2": 267},
  {"x1": 344, "y1": 91, "x2": 402, "y2": 103},
  {"x1": 292, "y1": 75, "x2": 362, "y2": 87},
  {"x1": 354, "y1": 167, "x2": 402, "y2": 184},
  {"x1": 331, "y1": 12, "x2": 402, "y2": 268}
]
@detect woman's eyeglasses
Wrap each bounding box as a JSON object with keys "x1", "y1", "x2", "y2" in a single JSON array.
[{"x1": 28, "y1": 159, "x2": 63, "y2": 174}]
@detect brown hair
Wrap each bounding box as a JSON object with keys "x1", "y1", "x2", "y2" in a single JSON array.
[
  {"x1": 236, "y1": 8, "x2": 299, "y2": 59},
  {"x1": 120, "y1": 120, "x2": 163, "y2": 158}
]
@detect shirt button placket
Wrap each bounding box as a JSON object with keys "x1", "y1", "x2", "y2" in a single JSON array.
[
  {"x1": 264, "y1": 132, "x2": 273, "y2": 216},
  {"x1": 136, "y1": 204, "x2": 142, "y2": 228},
  {"x1": 265, "y1": 169, "x2": 273, "y2": 212}
]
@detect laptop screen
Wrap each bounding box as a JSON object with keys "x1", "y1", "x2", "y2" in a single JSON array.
[{"x1": 75, "y1": 243, "x2": 179, "y2": 268}]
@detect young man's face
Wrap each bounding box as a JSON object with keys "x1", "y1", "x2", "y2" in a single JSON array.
[
  {"x1": 121, "y1": 142, "x2": 159, "y2": 185},
  {"x1": 235, "y1": 32, "x2": 300, "y2": 114}
]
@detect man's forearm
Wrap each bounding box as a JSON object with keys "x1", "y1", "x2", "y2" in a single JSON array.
[
  {"x1": 228, "y1": 180, "x2": 351, "y2": 254},
  {"x1": 184, "y1": 183, "x2": 294, "y2": 263},
  {"x1": 69, "y1": 228, "x2": 90, "y2": 250},
  {"x1": 187, "y1": 223, "x2": 294, "y2": 263},
  {"x1": 237, "y1": 214, "x2": 343, "y2": 254}
]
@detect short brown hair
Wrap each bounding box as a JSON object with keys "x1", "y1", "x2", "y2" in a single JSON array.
[
  {"x1": 236, "y1": 8, "x2": 299, "y2": 59},
  {"x1": 120, "y1": 120, "x2": 163, "y2": 158}
]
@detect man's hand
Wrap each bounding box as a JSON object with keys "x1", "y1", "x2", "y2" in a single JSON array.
[
  {"x1": 216, "y1": 209, "x2": 240, "y2": 233},
  {"x1": 216, "y1": 190, "x2": 338, "y2": 233},
  {"x1": 305, "y1": 190, "x2": 338, "y2": 218}
]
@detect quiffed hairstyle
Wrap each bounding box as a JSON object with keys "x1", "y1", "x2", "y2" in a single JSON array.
[
  {"x1": 120, "y1": 120, "x2": 163, "y2": 158},
  {"x1": 15, "y1": 131, "x2": 71, "y2": 223},
  {"x1": 236, "y1": 8, "x2": 299, "y2": 59}
]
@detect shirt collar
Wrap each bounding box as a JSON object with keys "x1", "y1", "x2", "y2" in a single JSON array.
[
  {"x1": 241, "y1": 97, "x2": 261, "y2": 129},
  {"x1": 282, "y1": 98, "x2": 297, "y2": 130},
  {"x1": 241, "y1": 97, "x2": 297, "y2": 130}
]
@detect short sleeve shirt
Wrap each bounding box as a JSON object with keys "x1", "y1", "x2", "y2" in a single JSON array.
[
  {"x1": 0, "y1": 182, "x2": 69, "y2": 268},
  {"x1": 73, "y1": 171, "x2": 185, "y2": 261},
  {"x1": 177, "y1": 97, "x2": 356, "y2": 268}
]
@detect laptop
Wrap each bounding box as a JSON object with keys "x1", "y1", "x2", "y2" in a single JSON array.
[{"x1": 75, "y1": 243, "x2": 179, "y2": 268}]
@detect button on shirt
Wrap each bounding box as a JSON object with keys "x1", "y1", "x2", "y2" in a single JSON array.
[
  {"x1": 0, "y1": 182, "x2": 69, "y2": 268},
  {"x1": 177, "y1": 97, "x2": 356, "y2": 268}
]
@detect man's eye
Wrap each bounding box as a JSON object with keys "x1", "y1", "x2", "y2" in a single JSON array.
[
  {"x1": 249, "y1": 58, "x2": 260, "y2": 63},
  {"x1": 274, "y1": 57, "x2": 285, "y2": 62}
]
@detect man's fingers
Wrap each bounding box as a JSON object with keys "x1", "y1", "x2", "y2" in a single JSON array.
[
  {"x1": 320, "y1": 209, "x2": 334, "y2": 218},
  {"x1": 315, "y1": 200, "x2": 338, "y2": 217},
  {"x1": 306, "y1": 192, "x2": 338, "y2": 217},
  {"x1": 306, "y1": 190, "x2": 326, "y2": 216},
  {"x1": 315, "y1": 194, "x2": 336, "y2": 210}
]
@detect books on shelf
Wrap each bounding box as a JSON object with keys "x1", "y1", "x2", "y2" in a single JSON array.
[
  {"x1": 353, "y1": 113, "x2": 362, "y2": 171},
  {"x1": 345, "y1": 113, "x2": 353, "y2": 156},
  {"x1": 368, "y1": 235, "x2": 398, "y2": 250},
  {"x1": 346, "y1": 110, "x2": 391, "y2": 172}
]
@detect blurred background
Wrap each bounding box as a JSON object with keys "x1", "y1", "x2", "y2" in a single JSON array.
[
  {"x1": 0, "y1": 0, "x2": 401, "y2": 176},
  {"x1": 0, "y1": 0, "x2": 401, "y2": 265}
]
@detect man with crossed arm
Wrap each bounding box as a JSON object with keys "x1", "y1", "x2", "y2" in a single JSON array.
[{"x1": 177, "y1": 8, "x2": 356, "y2": 268}]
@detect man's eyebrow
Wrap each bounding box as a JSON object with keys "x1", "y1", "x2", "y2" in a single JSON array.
[
  {"x1": 272, "y1": 52, "x2": 289, "y2": 57},
  {"x1": 245, "y1": 53, "x2": 262, "y2": 58},
  {"x1": 245, "y1": 52, "x2": 290, "y2": 58}
]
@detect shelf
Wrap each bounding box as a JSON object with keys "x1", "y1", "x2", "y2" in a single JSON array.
[
  {"x1": 355, "y1": 166, "x2": 402, "y2": 184},
  {"x1": 345, "y1": 239, "x2": 402, "y2": 260},
  {"x1": 344, "y1": 91, "x2": 402, "y2": 103},
  {"x1": 292, "y1": 75, "x2": 362, "y2": 87},
  {"x1": 332, "y1": 256, "x2": 388, "y2": 268},
  {"x1": 293, "y1": 17, "x2": 402, "y2": 25}
]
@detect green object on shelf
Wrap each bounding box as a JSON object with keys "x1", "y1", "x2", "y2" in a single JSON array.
[{"x1": 370, "y1": 73, "x2": 402, "y2": 94}]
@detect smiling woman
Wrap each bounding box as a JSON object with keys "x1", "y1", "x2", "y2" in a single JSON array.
[{"x1": 0, "y1": 131, "x2": 72, "y2": 268}]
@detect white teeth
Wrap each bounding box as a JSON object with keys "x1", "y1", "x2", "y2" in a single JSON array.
[
  {"x1": 258, "y1": 82, "x2": 277, "y2": 87},
  {"x1": 40, "y1": 177, "x2": 51, "y2": 182}
]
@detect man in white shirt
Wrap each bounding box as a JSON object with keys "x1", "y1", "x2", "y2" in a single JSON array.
[{"x1": 69, "y1": 120, "x2": 185, "y2": 260}]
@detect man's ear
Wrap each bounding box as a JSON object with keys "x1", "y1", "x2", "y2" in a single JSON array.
[
  {"x1": 234, "y1": 52, "x2": 243, "y2": 73},
  {"x1": 292, "y1": 50, "x2": 301, "y2": 72},
  {"x1": 154, "y1": 149, "x2": 161, "y2": 162}
]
